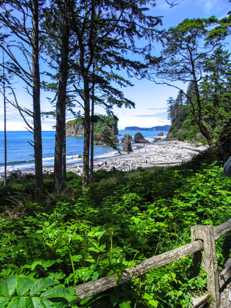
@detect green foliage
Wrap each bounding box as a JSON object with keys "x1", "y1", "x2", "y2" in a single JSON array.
[
  {"x1": 0, "y1": 275, "x2": 76, "y2": 307},
  {"x1": 0, "y1": 162, "x2": 230, "y2": 306},
  {"x1": 207, "y1": 14, "x2": 231, "y2": 40},
  {"x1": 162, "y1": 18, "x2": 231, "y2": 145},
  {"x1": 168, "y1": 106, "x2": 206, "y2": 143}
]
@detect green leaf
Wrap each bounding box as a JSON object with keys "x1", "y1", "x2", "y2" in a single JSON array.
[
  {"x1": 0, "y1": 276, "x2": 17, "y2": 297},
  {"x1": 31, "y1": 297, "x2": 45, "y2": 308},
  {"x1": 88, "y1": 228, "x2": 105, "y2": 239},
  {"x1": 7, "y1": 297, "x2": 33, "y2": 308},
  {"x1": 16, "y1": 277, "x2": 34, "y2": 296},
  {"x1": 6, "y1": 296, "x2": 66, "y2": 308},
  {"x1": 41, "y1": 286, "x2": 76, "y2": 303},
  {"x1": 30, "y1": 278, "x2": 56, "y2": 296},
  {"x1": 41, "y1": 299, "x2": 64, "y2": 308},
  {"x1": 119, "y1": 301, "x2": 131, "y2": 308},
  {"x1": 0, "y1": 297, "x2": 9, "y2": 307},
  {"x1": 32, "y1": 297, "x2": 58, "y2": 308},
  {"x1": 71, "y1": 255, "x2": 82, "y2": 263},
  {"x1": 24, "y1": 260, "x2": 58, "y2": 271}
]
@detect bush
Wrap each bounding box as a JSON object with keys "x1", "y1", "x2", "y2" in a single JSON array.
[{"x1": 0, "y1": 162, "x2": 230, "y2": 307}]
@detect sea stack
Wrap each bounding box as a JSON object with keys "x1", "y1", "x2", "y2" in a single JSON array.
[
  {"x1": 122, "y1": 134, "x2": 133, "y2": 153},
  {"x1": 134, "y1": 132, "x2": 150, "y2": 144}
]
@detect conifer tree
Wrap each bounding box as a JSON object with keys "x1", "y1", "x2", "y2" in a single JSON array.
[
  {"x1": 71, "y1": 0, "x2": 161, "y2": 185},
  {"x1": 0, "y1": 0, "x2": 44, "y2": 194},
  {"x1": 151, "y1": 19, "x2": 218, "y2": 145},
  {"x1": 44, "y1": 0, "x2": 73, "y2": 192}
]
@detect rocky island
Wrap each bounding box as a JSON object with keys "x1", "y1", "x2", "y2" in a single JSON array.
[{"x1": 66, "y1": 115, "x2": 118, "y2": 146}]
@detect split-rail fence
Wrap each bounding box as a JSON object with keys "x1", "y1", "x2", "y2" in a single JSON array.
[{"x1": 75, "y1": 219, "x2": 231, "y2": 307}]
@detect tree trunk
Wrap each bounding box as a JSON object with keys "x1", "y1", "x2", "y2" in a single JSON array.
[
  {"x1": 54, "y1": 0, "x2": 70, "y2": 192},
  {"x1": 32, "y1": 0, "x2": 43, "y2": 195},
  {"x1": 90, "y1": 81, "x2": 95, "y2": 180},
  {"x1": 193, "y1": 80, "x2": 213, "y2": 146},
  {"x1": 3, "y1": 52, "x2": 7, "y2": 186},
  {"x1": 188, "y1": 47, "x2": 213, "y2": 146},
  {"x1": 75, "y1": 0, "x2": 95, "y2": 186},
  {"x1": 198, "y1": 121, "x2": 213, "y2": 146},
  {"x1": 83, "y1": 78, "x2": 91, "y2": 186}
]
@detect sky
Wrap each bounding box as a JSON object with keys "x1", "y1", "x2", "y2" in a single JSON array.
[{"x1": 0, "y1": 0, "x2": 230, "y2": 131}]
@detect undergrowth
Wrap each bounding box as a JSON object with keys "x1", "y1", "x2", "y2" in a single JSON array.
[{"x1": 0, "y1": 160, "x2": 230, "y2": 307}]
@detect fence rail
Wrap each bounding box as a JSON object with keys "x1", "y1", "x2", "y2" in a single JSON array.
[{"x1": 76, "y1": 219, "x2": 231, "y2": 307}]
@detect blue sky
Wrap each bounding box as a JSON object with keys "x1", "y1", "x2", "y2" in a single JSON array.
[{"x1": 0, "y1": 0, "x2": 230, "y2": 130}]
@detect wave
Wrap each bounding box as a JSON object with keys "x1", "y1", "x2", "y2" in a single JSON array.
[
  {"x1": 0, "y1": 159, "x2": 35, "y2": 167},
  {"x1": 0, "y1": 153, "x2": 81, "y2": 167},
  {"x1": 0, "y1": 150, "x2": 118, "y2": 175}
]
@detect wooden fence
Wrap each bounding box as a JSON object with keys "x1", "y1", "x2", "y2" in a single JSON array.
[{"x1": 76, "y1": 219, "x2": 231, "y2": 307}]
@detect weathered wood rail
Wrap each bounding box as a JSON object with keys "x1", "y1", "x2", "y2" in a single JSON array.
[{"x1": 76, "y1": 219, "x2": 231, "y2": 307}]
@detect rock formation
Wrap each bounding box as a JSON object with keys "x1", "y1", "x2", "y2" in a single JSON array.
[
  {"x1": 66, "y1": 121, "x2": 84, "y2": 136},
  {"x1": 134, "y1": 132, "x2": 149, "y2": 144},
  {"x1": 66, "y1": 115, "x2": 118, "y2": 146},
  {"x1": 122, "y1": 134, "x2": 133, "y2": 153}
]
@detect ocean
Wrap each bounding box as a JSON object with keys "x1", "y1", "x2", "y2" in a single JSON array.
[{"x1": 0, "y1": 128, "x2": 167, "y2": 174}]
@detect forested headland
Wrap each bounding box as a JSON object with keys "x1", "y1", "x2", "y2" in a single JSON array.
[{"x1": 0, "y1": 1, "x2": 231, "y2": 307}]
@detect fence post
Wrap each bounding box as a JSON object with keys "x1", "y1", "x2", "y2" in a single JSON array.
[{"x1": 191, "y1": 225, "x2": 220, "y2": 308}]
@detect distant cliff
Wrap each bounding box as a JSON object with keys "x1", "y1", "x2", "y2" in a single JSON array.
[
  {"x1": 125, "y1": 125, "x2": 170, "y2": 132},
  {"x1": 66, "y1": 115, "x2": 118, "y2": 146}
]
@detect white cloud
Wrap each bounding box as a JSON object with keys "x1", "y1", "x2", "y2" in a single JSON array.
[
  {"x1": 0, "y1": 120, "x2": 55, "y2": 131},
  {"x1": 135, "y1": 112, "x2": 168, "y2": 118},
  {"x1": 116, "y1": 109, "x2": 170, "y2": 129},
  {"x1": 0, "y1": 120, "x2": 27, "y2": 131}
]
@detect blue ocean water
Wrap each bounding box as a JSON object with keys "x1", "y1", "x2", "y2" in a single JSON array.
[
  {"x1": 0, "y1": 128, "x2": 168, "y2": 173},
  {"x1": 0, "y1": 131, "x2": 113, "y2": 173}
]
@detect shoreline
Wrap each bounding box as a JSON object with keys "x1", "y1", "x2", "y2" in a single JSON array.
[
  {"x1": 86, "y1": 140, "x2": 208, "y2": 173},
  {"x1": 0, "y1": 140, "x2": 208, "y2": 178}
]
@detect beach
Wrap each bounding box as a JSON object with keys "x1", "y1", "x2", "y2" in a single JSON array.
[
  {"x1": 0, "y1": 139, "x2": 208, "y2": 178},
  {"x1": 72, "y1": 140, "x2": 208, "y2": 174},
  {"x1": 47, "y1": 140, "x2": 208, "y2": 175}
]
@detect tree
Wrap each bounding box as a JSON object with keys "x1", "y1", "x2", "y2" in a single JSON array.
[
  {"x1": 44, "y1": 0, "x2": 73, "y2": 192},
  {"x1": 1, "y1": 50, "x2": 7, "y2": 185},
  {"x1": 167, "y1": 97, "x2": 176, "y2": 123},
  {"x1": 166, "y1": 45, "x2": 231, "y2": 144},
  {"x1": 90, "y1": 63, "x2": 96, "y2": 179},
  {"x1": 207, "y1": 11, "x2": 231, "y2": 41},
  {"x1": 54, "y1": 0, "x2": 72, "y2": 192},
  {"x1": 71, "y1": 0, "x2": 161, "y2": 185},
  {"x1": 0, "y1": 0, "x2": 44, "y2": 194},
  {"x1": 150, "y1": 18, "x2": 218, "y2": 145},
  {"x1": 201, "y1": 47, "x2": 231, "y2": 137},
  {"x1": 168, "y1": 90, "x2": 185, "y2": 126}
]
